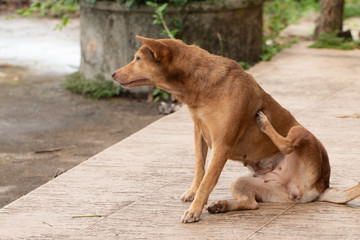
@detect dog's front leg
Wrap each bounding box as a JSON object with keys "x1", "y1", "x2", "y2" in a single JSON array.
[
  {"x1": 181, "y1": 124, "x2": 208, "y2": 202},
  {"x1": 181, "y1": 147, "x2": 228, "y2": 223}
]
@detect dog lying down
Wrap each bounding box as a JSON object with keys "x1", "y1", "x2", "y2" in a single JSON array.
[{"x1": 112, "y1": 36, "x2": 360, "y2": 223}]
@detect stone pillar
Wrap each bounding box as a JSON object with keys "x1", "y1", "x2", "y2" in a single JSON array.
[{"x1": 79, "y1": 0, "x2": 264, "y2": 83}]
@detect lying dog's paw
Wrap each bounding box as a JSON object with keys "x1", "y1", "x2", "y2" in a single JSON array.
[
  {"x1": 181, "y1": 209, "x2": 201, "y2": 223},
  {"x1": 207, "y1": 200, "x2": 228, "y2": 214},
  {"x1": 181, "y1": 189, "x2": 196, "y2": 202},
  {"x1": 256, "y1": 111, "x2": 268, "y2": 132}
]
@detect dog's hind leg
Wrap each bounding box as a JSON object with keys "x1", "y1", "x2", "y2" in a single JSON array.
[
  {"x1": 207, "y1": 199, "x2": 258, "y2": 214},
  {"x1": 207, "y1": 175, "x2": 291, "y2": 214},
  {"x1": 207, "y1": 176, "x2": 258, "y2": 214},
  {"x1": 256, "y1": 111, "x2": 305, "y2": 155}
]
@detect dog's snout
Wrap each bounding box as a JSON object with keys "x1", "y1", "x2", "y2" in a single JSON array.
[{"x1": 111, "y1": 71, "x2": 117, "y2": 78}]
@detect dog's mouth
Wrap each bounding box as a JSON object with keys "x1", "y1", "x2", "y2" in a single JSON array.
[{"x1": 119, "y1": 78, "x2": 150, "y2": 88}]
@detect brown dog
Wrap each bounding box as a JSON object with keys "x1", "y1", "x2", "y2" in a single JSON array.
[{"x1": 112, "y1": 36, "x2": 360, "y2": 223}]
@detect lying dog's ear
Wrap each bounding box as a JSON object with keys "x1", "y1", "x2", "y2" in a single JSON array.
[{"x1": 136, "y1": 35, "x2": 168, "y2": 61}]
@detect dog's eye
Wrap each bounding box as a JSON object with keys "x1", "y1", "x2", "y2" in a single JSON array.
[{"x1": 136, "y1": 56, "x2": 140, "y2": 61}]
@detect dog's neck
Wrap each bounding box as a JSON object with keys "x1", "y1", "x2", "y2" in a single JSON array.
[
  {"x1": 160, "y1": 44, "x2": 248, "y2": 108},
  {"x1": 167, "y1": 65, "x2": 244, "y2": 109},
  {"x1": 158, "y1": 83, "x2": 200, "y2": 108},
  {"x1": 157, "y1": 78, "x2": 205, "y2": 108}
]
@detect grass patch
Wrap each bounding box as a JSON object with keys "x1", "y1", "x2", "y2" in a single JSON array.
[
  {"x1": 310, "y1": 32, "x2": 360, "y2": 50},
  {"x1": 63, "y1": 72, "x2": 122, "y2": 99}
]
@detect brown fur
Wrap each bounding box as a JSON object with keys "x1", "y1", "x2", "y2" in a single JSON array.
[{"x1": 112, "y1": 36, "x2": 360, "y2": 223}]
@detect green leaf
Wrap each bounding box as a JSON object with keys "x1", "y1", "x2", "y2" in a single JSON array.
[
  {"x1": 152, "y1": 18, "x2": 162, "y2": 25},
  {"x1": 153, "y1": 88, "x2": 161, "y2": 96},
  {"x1": 160, "y1": 91, "x2": 169, "y2": 99},
  {"x1": 62, "y1": 15, "x2": 69, "y2": 26},
  {"x1": 16, "y1": 9, "x2": 25, "y2": 14},
  {"x1": 161, "y1": 30, "x2": 168, "y2": 36},
  {"x1": 30, "y1": 2, "x2": 41, "y2": 8},
  {"x1": 170, "y1": 29, "x2": 179, "y2": 36},
  {"x1": 155, "y1": 3, "x2": 168, "y2": 15},
  {"x1": 146, "y1": 1, "x2": 158, "y2": 7},
  {"x1": 54, "y1": 24, "x2": 63, "y2": 31},
  {"x1": 238, "y1": 61, "x2": 251, "y2": 70}
]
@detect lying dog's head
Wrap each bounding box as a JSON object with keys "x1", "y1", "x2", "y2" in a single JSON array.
[{"x1": 112, "y1": 36, "x2": 186, "y2": 92}]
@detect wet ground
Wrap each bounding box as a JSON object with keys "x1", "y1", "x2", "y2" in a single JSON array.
[{"x1": 0, "y1": 15, "x2": 162, "y2": 208}]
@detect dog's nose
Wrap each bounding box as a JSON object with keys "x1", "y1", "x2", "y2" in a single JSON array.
[{"x1": 111, "y1": 71, "x2": 116, "y2": 78}]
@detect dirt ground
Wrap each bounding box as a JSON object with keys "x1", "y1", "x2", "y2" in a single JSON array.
[
  {"x1": 0, "y1": 65, "x2": 162, "y2": 208},
  {"x1": 0, "y1": 13, "x2": 163, "y2": 208}
]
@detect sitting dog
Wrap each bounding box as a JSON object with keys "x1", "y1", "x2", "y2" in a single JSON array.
[{"x1": 112, "y1": 36, "x2": 360, "y2": 223}]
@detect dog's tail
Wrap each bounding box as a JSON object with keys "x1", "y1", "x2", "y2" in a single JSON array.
[{"x1": 318, "y1": 182, "x2": 360, "y2": 203}]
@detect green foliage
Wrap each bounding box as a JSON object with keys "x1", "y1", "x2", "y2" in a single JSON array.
[
  {"x1": 146, "y1": 1, "x2": 178, "y2": 39},
  {"x1": 237, "y1": 0, "x2": 318, "y2": 68},
  {"x1": 344, "y1": 0, "x2": 360, "y2": 19},
  {"x1": 238, "y1": 61, "x2": 252, "y2": 71},
  {"x1": 260, "y1": 37, "x2": 298, "y2": 61},
  {"x1": 262, "y1": 0, "x2": 319, "y2": 61},
  {"x1": 264, "y1": 0, "x2": 319, "y2": 40},
  {"x1": 260, "y1": 43, "x2": 282, "y2": 61},
  {"x1": 17, "y1": 0, "x2": 79, "y2": 29},
  {"x1": 310, "y1": 32, "x2": 360, "y2": 50},
  {"x1": 145, "y1": 0, "x2": 217, "y2": 39},
  {"x1": 17, "y1": 0, "x2": 211, "y2": 30},
  {"x1": 64, "y1": 72, "x2": 122, "y2": 99},
  {"x1": 153, "y1": 87, "x2": 170, "y2": 102}
]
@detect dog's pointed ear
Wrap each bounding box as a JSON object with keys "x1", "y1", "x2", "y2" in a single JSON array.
[{"x1": 136, "y1": 35, "x2": 168, "y2": 61}]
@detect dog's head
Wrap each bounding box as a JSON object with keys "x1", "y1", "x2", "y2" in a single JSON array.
[{"x1": 112, "y1": 36, "x2": 184, "y2": 92}]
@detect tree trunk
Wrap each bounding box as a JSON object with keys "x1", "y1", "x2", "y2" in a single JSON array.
[{"x1": 315, "y1": 0, "x2": 344, "y2": 38}]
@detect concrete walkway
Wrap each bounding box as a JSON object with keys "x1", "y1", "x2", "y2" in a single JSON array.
[{"x1": 1, "y1": 42, "x2": 360, "y2": 239}]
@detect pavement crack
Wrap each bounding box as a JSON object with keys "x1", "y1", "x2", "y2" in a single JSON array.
[
  {"x1": 245, "y1": 203, "x2": 296, "y2": 240},
  {"x1": 72, "y1": 181, "x2": 177, "y2": 238}
]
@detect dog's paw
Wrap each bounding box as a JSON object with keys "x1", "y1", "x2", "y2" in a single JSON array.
[
  {"x1": 207, "y1": 200, "x2": 228, "y2": 214},
  {"x1": 256, "y1": 111, "x2": 268, "y2": 132},
  {"x1": 280, "y1": 145, "x2": 294, "y2": 154},
  {"x1": 181, "y1": 189, "x2": 196, "y2": 202},
  {"x1": 181, "y1": 209, "x2": 201, "y2": 223}
]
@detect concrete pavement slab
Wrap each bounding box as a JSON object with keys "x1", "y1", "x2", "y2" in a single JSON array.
[{"x1": 0, "y1": 42, "x2": 359, "y2": 239}]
